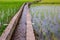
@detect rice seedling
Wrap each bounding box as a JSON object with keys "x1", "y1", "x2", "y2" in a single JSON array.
[
  {"x1": 30, "y1": 4, "x2": 60, "y2": 40},
  {"x1": 0, "y1": 2, "x2": 24, "y2": 36}
]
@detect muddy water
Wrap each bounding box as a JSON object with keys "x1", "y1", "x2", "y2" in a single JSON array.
[{"x1": 30, "y1": 5, "x2": 60, "y2": 40}]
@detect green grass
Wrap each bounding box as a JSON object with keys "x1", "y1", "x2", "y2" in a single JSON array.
[
  {"x1": 30, "y1": 3, "x2": 60, "y2": 7},
  {"x1": 0, "y1": 0, "x2": 59, "y2": 2},
  {"x1": 0, "y1": 0, "x2": 34, "y2": 2},
  {"x1": 41, "y1": 0, "x2": 60, "y2": 3}
]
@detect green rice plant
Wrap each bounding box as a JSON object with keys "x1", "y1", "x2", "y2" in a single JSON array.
[
  {"x1": 50, "y1": 32, "x2": 58, "y2": 40},
  {"x1": 0, "y1": 2, "x2": 24, "y2": 36},
  {"x1": 30, "y1": 4, "x2": 60, "y2": 40},
  {"x1": 58, "y1": 28, "x2": 60, "y2": 32}
]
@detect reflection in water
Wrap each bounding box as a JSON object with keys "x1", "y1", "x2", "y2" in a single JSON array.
[{"x1": 30, "y1": 5, "x2": 60, "y2": 40}]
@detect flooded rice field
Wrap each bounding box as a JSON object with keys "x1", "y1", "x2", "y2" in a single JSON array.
[{"x1": 30, "y1": 4, "x2": 60, "y2": 40}]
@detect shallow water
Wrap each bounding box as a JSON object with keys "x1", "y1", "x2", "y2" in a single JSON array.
[{"x1": 30, "y1": 5, "x2": 60, "y2": 40}]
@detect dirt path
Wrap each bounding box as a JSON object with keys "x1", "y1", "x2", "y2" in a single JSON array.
[{"x1": 11, "y1": 4, "x2": 28, "y2": 40}]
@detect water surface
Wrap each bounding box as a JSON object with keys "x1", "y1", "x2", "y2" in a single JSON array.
[{"x1": 30, "y1": 4, "x2": 60, "y2": 40}]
